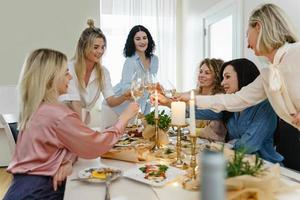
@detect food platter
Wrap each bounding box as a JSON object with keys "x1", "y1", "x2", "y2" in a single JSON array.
[{"x1": 123, "y1": 163, "x2": 185, "y2": 187}]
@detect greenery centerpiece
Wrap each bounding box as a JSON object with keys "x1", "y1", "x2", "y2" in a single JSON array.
[
  {"x1": 226, "y1": 148, "x2": 264, "y2": 178},
  {"x1": 142, "y1": 110, "x2": 171, "y2": 146},
  {"x1": 144, "y1": 110, "x2": 171, "y2": 131}
]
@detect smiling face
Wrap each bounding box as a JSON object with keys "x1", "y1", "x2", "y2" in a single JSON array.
[
  {"x1": 247, "y1": 23, "x2": 261, "y2": 56},
  {"x1": 198, "y1": 63, "x2": 216, "y2": 90},
  {"x1": 85, "y1": 37, "x2": 106, "y2": 64},
  {"x1": 133, "y1": 31, "x2": 148, "y2": 54},
  {"x1": 221, "y1": 65, "x2": 239, "y2": 94},
  {"x1": 57, "y1": 63, "x2": 73, "y2": 95}
]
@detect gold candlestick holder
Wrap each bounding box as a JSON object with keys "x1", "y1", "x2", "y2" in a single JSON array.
[
  {"x1": 182, "y1": 134, "x2": 199, "y2": 191},
  {"x1": 189, "y1": 135, "x2": 197, "y2": 180},
  {"x1": 171, "y1": 124, "x2": 188, "y2": 168},
  {"x1": 151, "y1": 118, "x2": 160, "y2": 152}
]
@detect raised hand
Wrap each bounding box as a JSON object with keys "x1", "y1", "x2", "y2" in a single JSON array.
[
  {"x1": 119, "y1": 102, "x2": 140, "y2": 124},
  {"x1": 122, "y1": 89, "x2": 133, "y2": 101},
  {"x1": 174, "y1": 92, "x2": 190, "y2": 103}
]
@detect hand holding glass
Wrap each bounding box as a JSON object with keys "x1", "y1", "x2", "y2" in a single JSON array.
[{"x1": 130, "y1": 75, "x2": 144, "y2": 125}]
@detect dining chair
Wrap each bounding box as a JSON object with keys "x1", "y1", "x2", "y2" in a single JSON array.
[
  {"x1": 0, "y1": 113, "x2": 18, "y2": 167},
  {"x1": 97, "y1": 104, "x2": 119, "y2": 131}
]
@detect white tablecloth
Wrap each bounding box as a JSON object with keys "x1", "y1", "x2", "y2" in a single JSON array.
[{"x1": 64, "y1": 158, "x2": 300, "y2": 200}]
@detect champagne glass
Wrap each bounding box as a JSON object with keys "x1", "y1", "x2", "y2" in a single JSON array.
[
  {"x1": 131, "y1": 72, "x2": 144, "y2": 125},
  {"x1": 144, "y1": 71, "x2": 157, "y2": 95},
  {"x1": 131, "y1": 79, "x2": 144, "y2": 102},
  {"x1": 163, "y1": 80, "x2": 177, "y2": 99}
]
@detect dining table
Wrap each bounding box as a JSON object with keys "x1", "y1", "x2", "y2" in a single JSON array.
[{"x1": 64, "y1": 156, "x2": 300, "y2": 200}]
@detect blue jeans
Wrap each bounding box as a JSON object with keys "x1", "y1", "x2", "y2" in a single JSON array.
[{"x1": 4, "y1": 174, "x2": 65, "y2": 200}]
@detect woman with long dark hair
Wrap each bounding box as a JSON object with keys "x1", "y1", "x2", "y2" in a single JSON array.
[
  {"x1": 195, "y1": 58, "x2": 282, "y2": 163},
  {"x1": 112, "y1": 25, "x2": 158, "y2": 115}
]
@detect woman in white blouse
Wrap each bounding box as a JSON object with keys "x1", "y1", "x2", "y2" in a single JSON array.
[
  {"x1": 60, "y1": 19, "x2": 131, "y2": 124},
  {"x1": 180, "y1": 3, "x2": 300, "y2": 130}
]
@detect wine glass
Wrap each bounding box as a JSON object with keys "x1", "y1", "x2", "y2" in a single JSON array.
[
  {"x1": 130, "y1": 72, "x2": 144, "y2": 125},
  {"x1": 163, "y1": 80, "x2": 177, "y2": 99},
  {"x1": 131, "y1": 79, "x2": 144, "y2": 102},
  {"x1": 144, "y1": 71, "x2": 157, "y2": 95}
]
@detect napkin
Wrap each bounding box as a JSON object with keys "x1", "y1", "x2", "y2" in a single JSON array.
[
  {"x1": 142, "y1": 125, "x2": 169, "y2": 146},
  {"x1": 226, "y1": 164, "x2": 284, "y2": 200}
]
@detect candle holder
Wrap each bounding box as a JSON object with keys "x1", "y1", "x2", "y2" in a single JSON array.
[
  {"x1": 171, "y1": 124, "x2": 188, "y2": 169},
  {"x1": 182, "y1": 134, "x2": 199, "y2": 191},
  {"x1": 151, "y1": 117, "x2": 160, "y2": 152},
  {"x1": 189, "y1": 135, "x2": 197, "y2": 179}
]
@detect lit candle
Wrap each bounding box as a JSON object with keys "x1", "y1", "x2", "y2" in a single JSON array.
[
  {"x1": 155, "y1": 90, "x2": 159, "y2": 119},
  {"x1": 171, "y1": 101, "x2": 186, "y2": 126},
  {"x1": 189, "y1": 90, "x2": 196, "y2": 136}
]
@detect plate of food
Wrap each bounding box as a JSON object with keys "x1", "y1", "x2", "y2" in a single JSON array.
[
  {"x1": 123, "y1": 163, "x2": 185, "y2": 187},
  {"x1": 126, "y1": 124, "x2": 144, "y2": 137},
  {"x1": 114, "y1": 136, "x2": 139, "y2": 147},
  {"x1": 154, "y1": 147, "x2": 177, "y2": 159},
  {"x1": 76, "y1": 167, "x2": 122, "y2": 183}
]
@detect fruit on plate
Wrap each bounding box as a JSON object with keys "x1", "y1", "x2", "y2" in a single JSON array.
[{"x1": 91, "y1": 170, "x2": 106, "y2": 179}]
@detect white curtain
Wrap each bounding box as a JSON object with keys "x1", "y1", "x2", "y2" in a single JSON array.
[{"x1": 100, "y1": 0, "x2": 177, "y2": 86}]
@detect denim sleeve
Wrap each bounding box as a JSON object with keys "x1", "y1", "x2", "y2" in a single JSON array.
[
  {"x1": 195, "y1": 108, "x2": 223, "y2": 120},
  {"x1": 233, "y1": 101, "x2": 277, "y2": 153}
]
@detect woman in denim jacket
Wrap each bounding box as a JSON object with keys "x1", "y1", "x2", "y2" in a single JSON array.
[{"x1": 195, "y1": 59, "x2": 282, "y2": 163}]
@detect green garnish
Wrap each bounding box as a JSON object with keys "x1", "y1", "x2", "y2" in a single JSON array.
[
  {"x1": 144, "y1": 110, "x2": 171, "y2": 131},
  {"x1": 226, "y1": 148, "x2": 264, "y2": 178},
  {"x1": 158, "y1": 164, "x2": 168, "y2": 172},
  {"x1": 139, "y1": 166, "x2": 146, "y2": 173},
  {"x1": 164, "y1": 148, "x2": 174, "y2": 154}
]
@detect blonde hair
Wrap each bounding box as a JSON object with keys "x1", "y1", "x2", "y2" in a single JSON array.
[
  {"x1": 74, "y1": 19, "x2": 106, "y2": 93},
  {"x1": 197, "y1": 58, "x2": 224, "y2": 95},
  {"x1": 249, "y1": 3, "x2": 298, "y2": 54},
  {"x1": 18, "y1": 48, "x2": 67, "y2": 130}
]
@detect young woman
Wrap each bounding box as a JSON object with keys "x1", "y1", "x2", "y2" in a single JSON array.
[
  {"x1": 195, "y1": 59, "x2": 282, "y2": 163},
  {"x1": 158, "y1": 58, "x2": 227, "y2": 142},
  {"x1": 4, "y1": 49, "x2": 139, "y2": 199},
  {"x1": 111, "y1": 25, "x2": 159, "y2": 115},
  {"x1": 195, "y1": 58, "x2": 227, "y2": 141},
  {"x1": 60, "y1": 19, "x2": 132, "y2": 124}
]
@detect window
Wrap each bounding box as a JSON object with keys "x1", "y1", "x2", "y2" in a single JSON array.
[
  {"x1": 203, "y1": 0, "x2": 243, "y2": 61},
  {"x1": 100, "y1": 0, "x2": 177, "y2": 86}
]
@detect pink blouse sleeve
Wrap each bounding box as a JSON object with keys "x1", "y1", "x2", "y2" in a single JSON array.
[{"x1": 55, "y1": 113, "x2": 126, "y2": 159}]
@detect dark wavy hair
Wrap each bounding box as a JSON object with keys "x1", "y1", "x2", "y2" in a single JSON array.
[
  {"x1": 221, "y1": 58, "x2": 260, "y2": 123},
  {"x1": 123, "y1": 25, "x2": 155, "y2": 58}
]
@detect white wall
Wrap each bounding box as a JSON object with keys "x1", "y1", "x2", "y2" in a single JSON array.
[
  {"x1": 179, "y1": 0, "x2": 221, "y2": 91},
  {"x1": 0, "y1": 0, "x2": 100, "y2": 85}
]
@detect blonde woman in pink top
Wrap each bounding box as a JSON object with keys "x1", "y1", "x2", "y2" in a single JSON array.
[{"x1": 4, "y1": 48, "x2": 139, "y2": 200}]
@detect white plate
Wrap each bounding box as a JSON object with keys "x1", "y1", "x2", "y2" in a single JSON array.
[
  {"x1": 77, "y1": 166, "x2": 122, "y2": 183},
  {"x1": 123, "y1": 163, "x2": 185, "y2": 187}
]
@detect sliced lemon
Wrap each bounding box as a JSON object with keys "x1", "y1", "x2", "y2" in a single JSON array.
[{"x1": 91, "y1": 170, "x2": 106, "y2": 179}]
